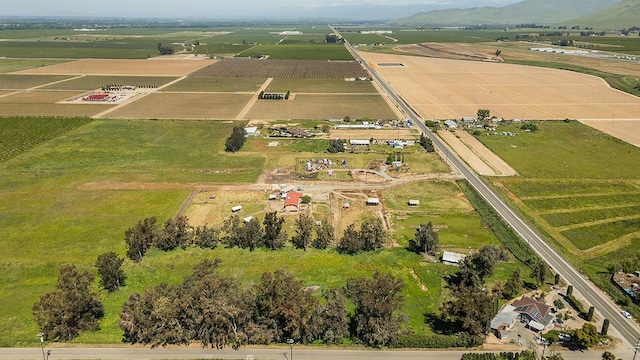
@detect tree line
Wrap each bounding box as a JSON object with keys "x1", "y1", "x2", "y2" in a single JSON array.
[{"x1": 124, "y1": 213, "x2": 393, "y2": 262}]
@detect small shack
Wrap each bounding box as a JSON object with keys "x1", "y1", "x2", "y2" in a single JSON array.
[
  {"x1": 243, "y1": 216, "x2": 255, "y2": 223},
  {"x1": 244, "y1": 127, "x2": 258, "y2": 137},
  {"x1": 366, "y1": 197, "x2": 380, "y2": 206},
  {"x1": 231, "y1": 205, "x2": 243, "y2": 213},
  {"x1": 442, "y1": 251, "x2": 465, "y2": 266},
  {"x1": 408, "y1": 199, "x2": 420, "y2": 207},
  {"x1": 343, "y1": 201, "x2": 350, "y2": 210}
]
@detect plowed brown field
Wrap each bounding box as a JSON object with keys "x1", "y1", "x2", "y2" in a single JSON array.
[{"x1": 358, "y1": 52, "x2": 640, "y2": 121}]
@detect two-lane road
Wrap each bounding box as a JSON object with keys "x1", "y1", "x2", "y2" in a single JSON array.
[{"x1": 332, "y1": 26, "x2": 640, "y2": 349}]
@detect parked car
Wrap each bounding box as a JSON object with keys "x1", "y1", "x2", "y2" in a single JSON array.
[{"x1": 621, "y1": 311, "x2": 632, "y2": 319}]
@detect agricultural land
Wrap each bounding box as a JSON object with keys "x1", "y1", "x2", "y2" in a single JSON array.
[{"x1": 1, "y1": 23, "x2": 639, "y2": 352}]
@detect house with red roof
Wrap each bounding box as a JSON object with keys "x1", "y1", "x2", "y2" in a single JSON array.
[{"x1": 284, "y1": 191, "x2": 303, "y2": 212}]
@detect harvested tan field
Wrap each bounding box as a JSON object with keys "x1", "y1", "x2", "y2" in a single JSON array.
[
  {"x1": 105, "y1": 93, "x2": 252, "y2": 119},
  {"x1": 358, "y1": 51, "x2": 640, "y2": 120},
  {"x1": 0, "y1": 91, "x2": 111, "y2": 117},
  {"x1": 438, "y1": 130, "x2": 497, "y2": 176},
  {"x1": 455, "y1": 130, "x2": 517, "y2": 176},
  {"x1": 398, "y1": 41, "x2": 640, "y2": 78},
  {"x1": 246, "y1": 94, "x2": 397, "y2": 120},
  {"x1": 15, "y1": 59, "x2": 215, "y2": 76},
  {"x1": 580, "y1": 120, "x2": 640, "y2": 148},
  {"x1": 329, "y1": 129, "x2": 416, "y2": 140}
]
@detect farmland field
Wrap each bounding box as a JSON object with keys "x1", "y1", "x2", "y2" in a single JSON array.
[
  {"x1": 475, "y1": 121, "x2": 640, "y2": 315},
  {"x1": 0, "y1": 74, "x2": 73, "y2": 89},
  {"x1": 237, "y1": 44, "x2": 354, "y2": 60},
  {"x1": 104, "y1": 93, "x2": 253, "y2": 119},
  {"x1": 266, "y1": 78, "x2": 377, "y2": 93},
  {"x1": 162, "y1": 77, "x2": 267, "y2": 92},
  {"x1": 192, "y1": 59, "x2": 368, "y2": 79},
  {"x1": 358, "y1": 51, "x2": 640, "y2": 121},
  {"x1": 0, "y1": 59, "x2": 69, "y2": 73},
  {"x1": 246, "y1": 94, "x2": 397, "y2": 120},
  {"x1": 40, "y1": 75, "x2": 177, "y2": 90},
  {"x1": 16, "y1": 59, "x2": 215, "y2": 76},
  {"x1": 0, "y1": 91, "x2": 113, "y2": 117}
]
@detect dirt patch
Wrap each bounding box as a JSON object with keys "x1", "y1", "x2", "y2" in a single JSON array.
[
  {"x1": 410, "y1": 269, "x2": 428, "y2": 291},
  {"x1": 16, "y1": 59, "x2": 215, "y2": 77}
]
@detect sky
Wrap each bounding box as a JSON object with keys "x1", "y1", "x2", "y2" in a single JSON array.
[{"x1": 2, "y1": 0, "x2": 522, "y2": 19}]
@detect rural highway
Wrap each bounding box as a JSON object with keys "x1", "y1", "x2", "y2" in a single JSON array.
[
  {"x1": 0, "y1": 347, "x2": 632, "y2": 360},
  {"x1": 330, "y1": 26, "x2": 640, "y2": 350}
]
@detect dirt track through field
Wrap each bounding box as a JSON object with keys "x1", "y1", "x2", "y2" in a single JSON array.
[{"x1": 236, "y1": 78, "x2": 272, "y2": 120}]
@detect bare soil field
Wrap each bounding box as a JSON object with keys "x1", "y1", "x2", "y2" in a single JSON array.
[
  {"x1": 0, "y1": 74, "x2": 73, "y2": 89},
  {"x1": 105, "y1": 92, "x2": 253, "y2": 119},
  {"x1": 246, "y1": 94, "x2": 397, "y2": 120},
  {"x1": 358, "y1": 51, "x2": 640, "y2": 120},
  {"x1": 580, "y1": 120, "x2": 640, "y2": 148},
  {"x1": 192, "y1": 59, "x2": 368, "y2": 79},
  {"x1": 15, "y1": 59, "x2": 215, "y2": 76},
  {"x1": 0, "y1": 91, "x2": 112, "y2": 117},
  {"x1": 396, "y1": 42, "x2": 502, "y2": 62},
  {"x1": 328, "y1": 129, "x2": 416, "y2": 140}
]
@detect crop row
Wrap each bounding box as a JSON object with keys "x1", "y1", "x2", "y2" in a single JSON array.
[
  {"x1": 0, "y1": 116, "x2": 93, "y2": 163},
  {"x1": 561, "y1": 217, "x2": 640, "y2": 250},
  {"x1": 523, "y1": 193, "x2": 640, "y2": 212},
  {"x1": 506, "y1": 179, "x2": 638, "y2": 199},
  {"x1": 541, "y1": 205, "x2": 640, "y2": 228},
  {"x1": 191, "y1": 59, "x2": 368, "y2": 79}
]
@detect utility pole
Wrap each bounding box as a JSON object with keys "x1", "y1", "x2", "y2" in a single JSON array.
[{"x1": 633, "y1": 337, "x2": 640, "y2": 360}]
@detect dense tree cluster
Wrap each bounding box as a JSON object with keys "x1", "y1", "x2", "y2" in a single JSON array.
[
  {"x1": 95, "y1": 252, "x2": 127, "y2": 292},
  {"x1": 225, "y1": 126, "x2": 247, "y2": 153},
  {"x1": 441, "y1": 245, "x2": 508, "y2": 336},
  {"x1": 408, "y1": 222, "x2": 440, "y2": 256},
  {"x1": 156, "y1": 42, "x2": 175, "y2": 55},
  {"x1": 125, "y1": 216, "x2": 219, "y2": 262},
  {"x1": 33, "y1": 265, "x2": 104, "y2": 341},
  {"x1": 419, "y1": 133, "x2": 435, "y2": 152},
  {"x1": 120, "y1": 261, "x2": 404, "y2": 348},
  {"x1": 460, "y1": 351, "x2": 537, "y2": 360},
  {"x1": 337, "y1": 217, "x2": 386, "y2": 254},
  {"x1": 327, "y1": 138, "x2": 345, "y2": 153},
  {"x1": 520, "y1": 123, "x2": 539, "y2": 132}
]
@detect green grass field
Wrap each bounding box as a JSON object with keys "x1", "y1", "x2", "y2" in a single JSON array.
[
  {"x1": 477, "y1": 121, "x2": 640, "y2": 316},
  {"x1": 266, "y1": 78, "x2": 377, "y2": 93},
  {"x1": 0, "y1": 59, "x2": 69, "y2": 73},
  {"x1": 237, "y1": 44, "x2": 354, "y2": 60},
  {"x1": 41, "y1": 76, "x2": 177, "y2": 90},
  {"x1": 0, "y1": 74, "x2": 74, "y2": 89},
  {"x1": 163, "y1": 77, "x2": 267, "y2": 92}
]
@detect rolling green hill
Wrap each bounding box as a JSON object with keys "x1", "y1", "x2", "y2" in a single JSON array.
[
  {"x1": 395, "y1": 0, "x2": 621, "y2": 26},
  {"x1": 561, "y1": 0, "x2": 640, "y2": 29}
]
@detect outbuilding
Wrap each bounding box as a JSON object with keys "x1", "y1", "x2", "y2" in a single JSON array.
[
  {"x1": 408, "y1": 199, "x2": 420, "y2": 206},
  {"x1": 284, "y1": 191, "x2": 303, "y2": 211},
  {"x1": 231, "y1": 205, "x2": 243, "y2": 213},
  {"x1": 366, "y1": 197, "x2": 380, "y2": 206},
  {"x1": 244, "y1": 127, "x2": 258, "y2": 137},
  {"x1": 442, "y1": 251, "x2": 465, "y2": 266},
  {"x1": 243, "y1": 216, "x2": 255, "y2": 223}
]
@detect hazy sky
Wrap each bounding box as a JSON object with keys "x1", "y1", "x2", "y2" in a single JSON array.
[{"x1": 3, "y1": 0, "x2": 521, "y2": 18}]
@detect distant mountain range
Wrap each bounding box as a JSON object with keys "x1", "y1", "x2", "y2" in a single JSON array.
[
  {"x1": 394, "y1": 0, "x2": 622, "y2": 27},
  {"x1": 560, "y1": 0, "x2": 640, "y2": 29}
]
